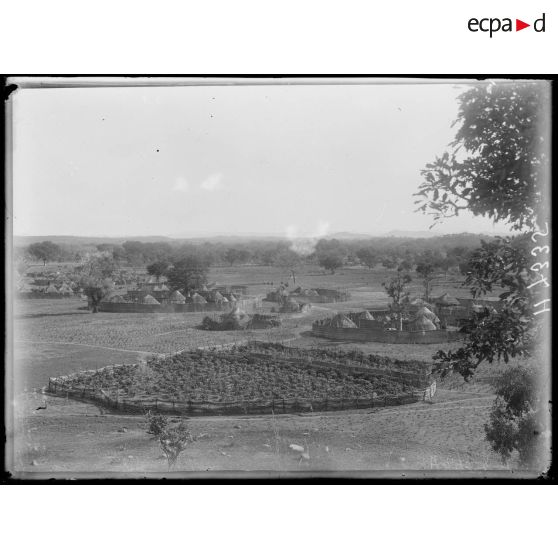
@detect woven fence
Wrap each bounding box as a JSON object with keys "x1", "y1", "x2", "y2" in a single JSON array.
[
  {"x1": 47, "y1": 378, "x2": 436, "y2": 417},
  {"x1": 46, "y1": 338, "x2": 436, "y2": 417}
]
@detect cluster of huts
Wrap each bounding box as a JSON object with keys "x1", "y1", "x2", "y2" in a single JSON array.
[
  {"x1": 99, "y1": 276, "x2": 260, "y2": 313},
  {"x1": 16, "y1": 274, "x2": 79, "y2": 298},
  {"x1": 201, "y1": 307, "x2": 281, "y2": 331}
]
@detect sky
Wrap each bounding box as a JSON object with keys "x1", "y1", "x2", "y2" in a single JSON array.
[{"x1": 11, "y1": 80, "x2": 513, "y2": 239}]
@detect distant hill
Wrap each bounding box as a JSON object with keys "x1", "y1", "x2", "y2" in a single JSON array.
[{"x1": 13, "y1": 235, "x2": 176, "y2": 247}]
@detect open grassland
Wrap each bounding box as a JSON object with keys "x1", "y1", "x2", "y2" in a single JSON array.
[{"x1": 10, "y1": 386, "x2": 516, "y2": 475}]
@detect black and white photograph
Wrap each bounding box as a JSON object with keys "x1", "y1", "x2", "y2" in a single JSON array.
[{"x1": 4, "y1": 77, "x2": 552, "y2": 478}]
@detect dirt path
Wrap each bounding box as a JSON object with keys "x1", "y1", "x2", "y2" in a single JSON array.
[{"x1": 15, "y1": 340, "x2": 157, "y2": 356}]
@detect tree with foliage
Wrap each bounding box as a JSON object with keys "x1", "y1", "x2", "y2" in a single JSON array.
[
  {"x1": 415, "y1": 82, "x2": 548, "y2": 232},
  {"x1": 78, "y1": 252, "x2": 117, "y2": 312},
  {"x1": 315, "y1": 239, "x2": 346, "y2": 274},
  {"x1": 415, "y1": 250, "x2": 443, "y2": 300},
  {"x1": 146, "y1": 260, "x2": 170, "y2": 281},
  {"x1": 273, "y1": 248, "x2": 301, "y2": 284},
  {"x1": 415, "y1": 81, "x2": 551, "y2": 468},
  {"x1": 382, "y1": 266, "x2": 412, "y2": 330},
  {"x1": 166, "y1": 255, "x2": 209, "y2": 293},
  {"x1": 484, "y1": 365, "x2": 547, "y2": 469},
  {"x1": 356, "y1": 247, "x2": 379, "y2": 270},
  {"x1": 145, "y1": 412, "x2": 193, "y2": 470},
  {"x1": 26, "y1": 241, "x2": 61, "y2": 266}
]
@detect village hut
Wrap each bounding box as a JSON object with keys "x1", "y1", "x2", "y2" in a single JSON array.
[
  {"x1": 329, "y1": 313, "x2": 358, "y2": 328},
  {"x1": 228, "y1": 294, "x2": 237, "y2": 303},
  {"x1": 142, "y1": 294, "x2": 160, "y2": 305},
  {"x1": 200, "y1": 284, "x2": 210, "y2": 293},
  {"x1": 191, "y1": 292, "x2": 207, "y2": 305},
  {"x1": 108, "y1": 294, "x2": 125, "y2": 303},
  {"x1": 471, "y1": 303, "x2": 484, "y2": 313},
  {"x1": 222, "y1": 307, "x2": 251, "y2": 329},
  {"x1": 45, "y1": 284, "x2": 59, "y2": 294},
  {"x1": 410, "y1": 315, "x2": 437, "y2": 331},
  {"x1": 221, "y1": 296, "x2": 229, "y2": 303},
  {"x1": 213, "y1": 290, "x2": 225, "y2": 303},
  {"x1": 306, "y1": 289, "x2": 320, "y2": 298},
  {"x1": 415, "y1": 305, "x2": 440, "y2": 323},
  {"x1": 356, "y1": 310, "x2": 375, "y2": 321},
  {"x1": 159, "y1": 284, "x2": 169, "y2": 292},
  {"x1": 169, "y1": 290, "x2": 186, "y2": 304}
]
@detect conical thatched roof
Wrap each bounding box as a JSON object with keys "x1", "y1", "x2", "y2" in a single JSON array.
[
  {"x1": 330, "y1": 313, "x2": 357, "y2": 328},
  {"x1": 200, "y1": 284, "x2": 210, "y2": 292},
  {"x1": 213, "y1": 290, "x2": 224, "y2": 302},
  {"x1": 435, "y1": 293, "x2": 460, "y2": 306},
  {"x1": 221, "y1": 296, "x2": 229, "y2": 303},
  {"x1": 223, "y1": 307, "x2": 250, "y2": 327},
  {"x1": 415, "y1": 306, "x2": 438, "y2": 321},
  {"x1": 411, "y1": 315, "x2": 437, "y2": 331},
  {"x1": 142, "y1": 294, "x2": 160, "y2": 304},
  {"x1": 306, "y1": 289, "x2": 320, "y2": 297},
  {"x1": 169, "y1": 290, "x2": 186, "y2": 303},
  {"x1": 191, "y1": 293, "x2": 207, "y2": 304},
  {"x1": 159, "y1": 284, "x2": 169, "y2": 291},
  {"x1": 356, "y1": 310, "x2": 375, "y2": 321},
  {"x1": 45, "y1": 284, "x2": 59, "y2": 293},
  {"x1": 228, "y1": 294, "x2": 237, "y2": 302}
]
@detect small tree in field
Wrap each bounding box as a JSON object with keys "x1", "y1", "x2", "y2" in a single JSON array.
[{"x1": 146, "y1": 412, "x2": 193, "y2": 470}]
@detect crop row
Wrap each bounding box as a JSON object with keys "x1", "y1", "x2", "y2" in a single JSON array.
[{"x1": 232, "y1": 342, "x2": 431, "y2": 374}]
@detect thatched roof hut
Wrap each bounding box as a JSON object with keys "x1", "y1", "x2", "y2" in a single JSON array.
[
  {"x1": 45, "y1": 284, "x2": 59, "y2": 294},
  {"x1": 329, "y1": 314, "x2": 358, "y2": 328},
  {"x1": 142, "y1": 294, "x2": 160, "y2": 304},
  {"x1": 191, "y1": 293, "x2": 207, "y2": 305},
  {"x1": 108, "y1": 294, "x2": 125, "y2": 303},
  {"x1": 415, "y1": 306, "x2": 439, "y2": 322},
  {"x1": 410, "y1": 315, "x2": 437, "y2": 331},
  {"x1": 169, "y1": 290, "x2": 186, "y2": 303},
  {"x1": 356, "y1": 310, "x2": 375, "y2": 321},
  {"x1": 222, "y1": 307, "x2": 251, "y2": 329}
]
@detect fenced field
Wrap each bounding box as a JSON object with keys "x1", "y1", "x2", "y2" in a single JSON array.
[{"x1": 47, "y1": 341, "x2": 435, "y2": 416}]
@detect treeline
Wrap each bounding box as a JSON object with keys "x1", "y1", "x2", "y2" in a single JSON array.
[{"x1": 20, "y1": 233, "x2": 496, "y2": 273}]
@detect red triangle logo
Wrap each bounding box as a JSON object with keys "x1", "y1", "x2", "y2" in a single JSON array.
[{"x1": 516, "y1": 19, "x2": 530, "y2": 31}]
